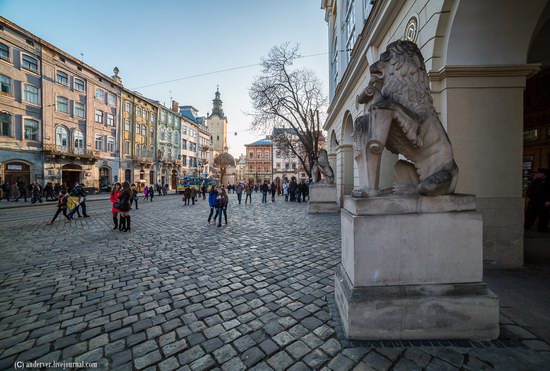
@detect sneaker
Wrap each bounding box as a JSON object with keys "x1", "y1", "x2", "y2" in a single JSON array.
[{"x1": 217, "y1": 224, "x2": 221, "y2": 227}]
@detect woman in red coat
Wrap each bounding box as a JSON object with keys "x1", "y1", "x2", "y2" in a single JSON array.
[{"x1": 110, "y1": 182, "x2": 122, "y2": 230}]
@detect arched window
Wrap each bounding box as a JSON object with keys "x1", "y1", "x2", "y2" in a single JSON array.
[
  {"x1": 136, "y1": 143, "x2": 141, "y2": 158},
  {"x1": 74, "y1": 130, "x2": 84, "y2": 149},
  {"x1": 56, "y1": 126, "x2": 68, "y2": 148}
]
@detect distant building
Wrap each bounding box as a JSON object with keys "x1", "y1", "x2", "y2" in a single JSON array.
[{"x1": 245, "y1": 137, "x2": 273, "y2": 183}]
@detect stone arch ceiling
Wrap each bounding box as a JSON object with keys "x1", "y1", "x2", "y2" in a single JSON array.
[{"x1": 444, "y1": 0, "x2": 547, "y2": 66}]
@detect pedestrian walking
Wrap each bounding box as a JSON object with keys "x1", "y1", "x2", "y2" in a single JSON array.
[
  {"x1": 1, "y1": 181, "x2": 10, "y2": 201},
  {"x1": 131, "y1": 184, "x2": 139, "y2": 209},
  {"x1": 245, "y1": 183, "x2": 253, "y2": 204},
  {"x1": 10, "y1": 182, "x2": 19, "y2": 202},
  {"x1": 149, "y1": 185, "x2": 155, "y2": 202},
  {"x1": 31, "y1": 180, "x2": 43, "y2": 204},
  {"x1": 110, "y1": 182, "x2": 122, "y2": 230},
  {"x1": 143, "y1": 186, "x2": 149, "y2": 202},
  {"x1": 190, "y1": 187, "x2": 197, "y2": 205},
  {"x1": 43, "y1": 182, "x2": 55, "y2": 201},
  {"x1": 302, "y1": 180, "x2": 310, "y2": 202},
  {"x1": 236, "y1": 182, "x2": 244, "y2": 204},
  {"x1": 117, "y1": 181, "x2": 133, "y2": 232},
  {"x1": 207, "y1": 186, "x2": 219, "y2": 224},
  {"x1": 15, "y1": 181, "x2": 27, "y2": 202},
  {"x1": 68, "y1": 183, "x2": 89, "y2": 218},
  {"x1": 261, "y1": 181, "x2": 269, "y2": 203},
  {"x1": 216, "y1": 187, "x2": 228, "y2": 227},
  {"x1": 283, "y1": 181, "x2": 289, "y2": 202},
  {"x1": 271, "y1": 181, "x2": 276, "y2": 202},
  {"x1": 183, "y1": 186, "x2": 191, "y2": 205},
  {"x1": 201, "y1": 184, "x2": 207, "y2": 200},
  {"x1": 47, "y1": 190, "x2": 71, "y2": 225}
]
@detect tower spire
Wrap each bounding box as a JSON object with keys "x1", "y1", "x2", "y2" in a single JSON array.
[{"x1": 211, "y1": 86, "x2": 224, "y2": 117}]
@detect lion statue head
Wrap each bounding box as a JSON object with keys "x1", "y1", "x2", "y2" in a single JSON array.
[{"x1": 359, "y1": 40, "x2": 435, "y2": 122}]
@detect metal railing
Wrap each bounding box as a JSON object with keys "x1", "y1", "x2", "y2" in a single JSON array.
[{"x1": 43, "y1": 144, "x2": 96, "y2": 158}]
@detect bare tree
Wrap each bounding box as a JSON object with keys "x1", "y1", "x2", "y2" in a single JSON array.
[
  {"x1": 249, "y1": 43, "x2": 327, "y2": 178},
  {"x1": 213, "y1": 152, "x2": 235, "y2": 186}
]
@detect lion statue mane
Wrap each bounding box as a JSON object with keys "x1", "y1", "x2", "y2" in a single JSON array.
[
  {"x1": 352, "y1": 40, "x2": 458, "y2": 197},
  {"x1": 311, "y1": 149, "x2": 334, "y2": 184}
]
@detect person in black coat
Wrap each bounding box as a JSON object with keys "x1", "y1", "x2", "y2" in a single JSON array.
[{"x1": 525, "y1": 169, "x2": 550, "y2": 232}]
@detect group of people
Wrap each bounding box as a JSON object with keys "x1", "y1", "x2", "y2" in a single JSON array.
[
  {"x1": 1, "y1": 180, "x2": 57, "y2": 204},
  {"x1": 109, "y1": 182, "x2": 134, "y2": 232},
  {"x1": 525, "y1": 168, "x2": 550, "y2": 232}
]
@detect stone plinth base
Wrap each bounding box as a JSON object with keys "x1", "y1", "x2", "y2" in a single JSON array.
[
  {"x1": 335, "y1": 266, "x2": 499, "y2": 340},
  {"x1": 336, "y1": 194, "x2": 499, "y2": 340},
  {"x1": 308, "y1": 183, "x2": 339, "y2": 213}
]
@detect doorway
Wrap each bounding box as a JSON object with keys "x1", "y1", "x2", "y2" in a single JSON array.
[{"x1": 62, "y1": 164, "x2": 82, "y2": 188}]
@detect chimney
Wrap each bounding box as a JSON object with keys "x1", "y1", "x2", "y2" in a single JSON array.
[{"x1": 171, "y1": 100, "x2": 179, "y2": 112}]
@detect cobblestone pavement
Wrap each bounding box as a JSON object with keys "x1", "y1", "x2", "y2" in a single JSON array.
[{"x1": 1, "y1": 193, "x2": 550, "y2": 370}]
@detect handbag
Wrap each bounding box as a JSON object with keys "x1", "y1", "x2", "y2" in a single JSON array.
[{"x1": 113, "y1": 201, "x2": 121, "y2": 209}]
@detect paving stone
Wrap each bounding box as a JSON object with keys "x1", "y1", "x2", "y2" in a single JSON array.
[
  {"x1": 158, "y1": 356, "x2": 180, "y2": 371},
  {"x1": 266, "y1": 350, "x2": 295, "y2": 371},
  {"x1": 202, "y1": 337, "x2": 224, "y2": 353},
  {"x1": 133, "y1": 339, "x2": 158, "y2": 358},
  {"x1": 213, "y1": 344, "x2": 238, "y2": 364},
  {"x1": 178, "y1": 345, "x2": 205, "y2": 366},
  {"x1": 159, "y1": 331, "x2": 176, "y2": 347},
  {"x1": 302, "y1": 349, "x2": 329, "y2": 369},
  {"x1": 105, "y1": 339, "x2": 126, "y2": 356},
  {"x1": 319, "y1": 338, "x2": 342, "y2": 356},
  {"x1": 222, "y1": 356, "x2": 247, "y2": 371},
  {"x1": 363, "y1": 351, "x2": 392, "y2": 370},
  {"x1": 422, "y1": 347, "x2": 464, "y2": 368},
  {"x1": 241, "y1": 346, "x2": 266, "y2": 368},
  {"x1": 403, "y1": 348, "x2": 432, "y2": 367},
  {"x1": 18, "y1": 343, "x2": 51, "y2": 361},
  {"x1": 286, "y1": 340, "x2": 311, "y2": 360},
  {"x1": 377, "y1": 347, "x2": 404, "y2": 362},
  {"x1": 425, "y1": 358, "x2": 459, "y2": 371},
  {"x1": 134, "y1": 350, "x2": 162, "y2": 370},
  {"x1": 272, "y1": 331, "x2": 295, "y2": 347},
  {"x1": 162, "y1": 339, "x2": 188, "y2": 357},
  {"x1": 190, "y1": 354, "x2": 216, "y2": 370},
  {"x1": 74, "y1": 347, "x2": 104, "y2": 363},
  {"x1": 111, "y1": 350, "x2": 133, "y2": 367},
  {"x1": 233, "y1": 334, "x2": 256, "y2": 352},
  {"x1": 503, "y1": 325, "x2": 537, "y2": 339}
]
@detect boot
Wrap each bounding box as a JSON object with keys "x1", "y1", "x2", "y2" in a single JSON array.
[
  {"x1": 124, "y1": 216, "x2": 131, "y2": 232},
  {"x1": 113, "y1": 215, "x2": 118, "y2": 230},
  {"x1": 118, "y1": 216, "x2": 126, "y2": 231}
]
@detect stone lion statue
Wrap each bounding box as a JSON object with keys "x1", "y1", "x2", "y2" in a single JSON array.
[
  {"x1": 352, "y1": 40, "x2": 458, "y2": 197},
  {"x1": 311, "y1": 149, "x2": 334, "y2": 184}
]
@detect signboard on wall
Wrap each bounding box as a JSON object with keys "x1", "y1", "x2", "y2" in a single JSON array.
[{"x1": 7, "y1": 164, "x2": 23, "y2": 171}]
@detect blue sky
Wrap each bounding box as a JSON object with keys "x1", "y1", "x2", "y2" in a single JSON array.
[{"x1": 0, "y1": 0, "x2": 329, "y2": 157}]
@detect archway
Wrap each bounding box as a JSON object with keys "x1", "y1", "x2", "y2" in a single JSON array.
[
  {"x1": 340, "y1": 112, "x2": 354, "y2": 204},
  {"x1": 431, "y1": 0, "x2": 548, "y2": 267},
  {"x1": 3, "y1": 161, "x2": 32, "y2": 195},
  {"x1": 171, "y1": 170, "x2": 178, "y2": 190},
  {"x1": 99, "y1": 167, "x2": 111, "y2": 190},
  {"x1": 124, "y1": 169, "x2": 132, "y2": 183},
  {"x1": 62, "y1": 164, "x2": 82, "y2": 188}
]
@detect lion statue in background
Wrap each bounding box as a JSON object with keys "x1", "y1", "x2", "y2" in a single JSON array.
[
  {"x1": 352, "y1": 40, "x2": 458, "y2": 197},
  {"x1": 311, "y1": 149, "x2": 335, "y2": 184}
]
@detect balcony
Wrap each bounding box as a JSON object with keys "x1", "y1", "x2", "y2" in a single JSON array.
[{"x1": 43, "y1": 144, "x2": 97, "y2": 160}]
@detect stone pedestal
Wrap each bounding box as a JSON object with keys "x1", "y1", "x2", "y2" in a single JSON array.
[
  {"x1": 308, "y1": 183, "x2": 339, "y2": 213},
  {"x1": 335, "y1": 194, "x2": 499, "y2": 340}
]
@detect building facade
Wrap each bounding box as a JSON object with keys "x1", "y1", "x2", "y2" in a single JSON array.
[
  {"x1": 245, "y1": 138, "x2": 273, "y2": 183},
  {"x1": 321, "y1": 0, "x2": 550, "y2": 267},
  {"x1": 157, "y1": 103, "x2": 182, "y2": 190},
  {"x1": 41, "y1": 38, "x2": 122, "y2": 191},
  {"x1": 120, "y1": 89, "x2": 158, "y2": 191},
  {"x1": 0, "y1": 20, "x2": 43, "y2": 193}
]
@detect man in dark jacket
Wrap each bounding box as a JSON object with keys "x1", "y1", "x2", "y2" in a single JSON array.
[
  {"x1": 68, "y1": 183, "x2": 89, "y2": 218},
  {"x1": 15, "y1": 181, "x2": 27, "y2": 202},
  {"x1": 525, "y1": 169, "x2": 550, "y2": 232},
  {"x1": 261, "y1": 181, "x2": 269, "y2": 203}
]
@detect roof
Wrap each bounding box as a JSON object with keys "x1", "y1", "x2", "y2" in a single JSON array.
[
  {"x1": 272, "y1": 127, "x2": 298, "y2": 136},
  {"x1": 246, "y1": 138, "x2": 272, "y2": 146}
]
